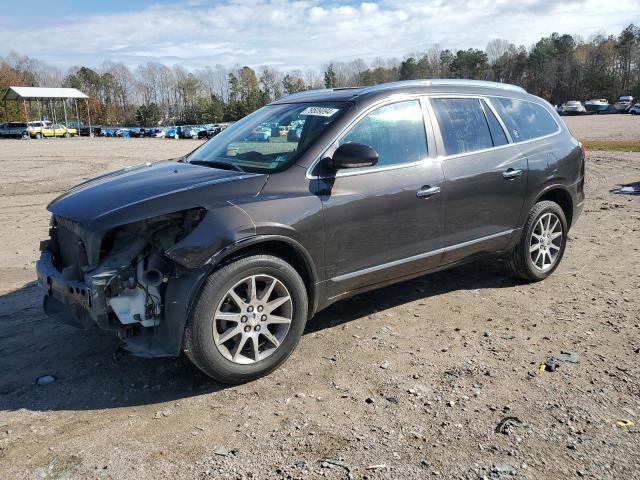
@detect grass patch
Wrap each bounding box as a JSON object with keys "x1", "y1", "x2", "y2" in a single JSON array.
[{"x1": 583, "y1": 140, "x2": 640, "y2": 152}]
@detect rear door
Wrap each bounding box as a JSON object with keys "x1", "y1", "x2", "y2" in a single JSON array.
[
  {"x1": 428, "y1": 97, "x2": 528, "y2": 263},
  {"x1": 318, "y1": 99, "x2": 445, "y2": 297}
]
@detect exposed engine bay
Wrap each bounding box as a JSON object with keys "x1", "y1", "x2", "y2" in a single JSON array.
[{"x1": 40, "y1": 208, "x2": 206, "y2": 338}]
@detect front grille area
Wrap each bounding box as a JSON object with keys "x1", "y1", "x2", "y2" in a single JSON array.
[{"x1": 52, "y1": 215, "x2": 89, "y2": 273}]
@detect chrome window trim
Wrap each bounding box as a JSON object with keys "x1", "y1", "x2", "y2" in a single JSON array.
[
  {"x1": 331, "y1": 229, "x2": 514, "y2": 282},
  {"x1": 305, "y1": 94, "x2": 434, "y2": 180},
  {"x1": 305, "y1": 92, "x2": 563, "y2": 179},
  {"x1": 426, "y1": 94, "x2": 562, "y2": 161},
  {"x1": 479, "y1": 97, "x2": 513, "y2": 144},
  {"x1": 487, "y1": 94, "x2": 563, "y2": 144}
]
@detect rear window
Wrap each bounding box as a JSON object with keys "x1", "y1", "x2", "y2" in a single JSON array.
[{"x1": 491, "y1": 98, "x2": 558, "y2": 142}]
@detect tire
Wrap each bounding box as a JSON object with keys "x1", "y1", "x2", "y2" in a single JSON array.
[
  {"x1": 505, "y1": 200, "x2": 568, "y2": 282},
  {"x1": 21, "y1": 131, "x2": 28, "y2": 139},
  {"x1": 63, "y1": 132, "x2": 70, "y2": 138},
  {"x1": 35, "y1": 132, "x2": 42, "y2": 139},
  {"x1": 183, "y1": 254, "x2": 308, "y2": 384}
]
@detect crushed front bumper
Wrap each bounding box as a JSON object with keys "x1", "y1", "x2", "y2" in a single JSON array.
[
  {"x1": 36, "y1": 249, "x2": 112, "y2": 329},
  {"x1": 36, "y1": 247, "x2": 212, "y2": 357}
]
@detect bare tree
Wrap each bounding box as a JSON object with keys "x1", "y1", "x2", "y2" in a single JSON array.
[{"x1": 486, "y1": 39, "x2": 512, "y2": 64}]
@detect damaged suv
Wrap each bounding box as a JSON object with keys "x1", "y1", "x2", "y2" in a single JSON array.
[{"x1": 37, "y1": 80, "x2": 585, "y2": 383}]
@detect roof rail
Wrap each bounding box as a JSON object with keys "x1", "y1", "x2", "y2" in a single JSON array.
[{"x1": 358, "y1": 79, "x2": 526, "y2": 95}]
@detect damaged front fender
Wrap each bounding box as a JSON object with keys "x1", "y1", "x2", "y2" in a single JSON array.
[{"x1": 164, "y1": 201, "x2": 257, "y2": 269}]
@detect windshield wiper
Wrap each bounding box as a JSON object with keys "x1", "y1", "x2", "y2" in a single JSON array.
[{"x1": 190, "y1": 159, "x2": 244, "y2": 172}]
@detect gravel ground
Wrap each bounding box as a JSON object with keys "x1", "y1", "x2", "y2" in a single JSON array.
[
  {"x1": 0, "y1": 116, "x2": 639, "y2": 480},
  {"x1": 562, "y1": 113, "x2": 640, "y2": 141}
]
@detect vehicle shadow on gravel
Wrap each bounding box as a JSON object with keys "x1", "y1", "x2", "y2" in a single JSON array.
[{"x1": 0, "y1": 259, "x2": 516, "y2": 412}]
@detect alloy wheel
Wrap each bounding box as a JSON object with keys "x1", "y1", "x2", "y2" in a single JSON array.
[
  {"x1": 529, "y1": 212, "x2": 563, "y2": 271},
  {"x1": 213, "y1": 274, "x2": 293, "y2": 364}
]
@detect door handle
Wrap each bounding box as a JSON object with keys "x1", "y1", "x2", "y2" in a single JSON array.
[
  {"x1": 416, "y1": 185, "x2": 441, "y2": 199},
  {"x1": 502, "y1": 168, "x2": 524, "y2": 179}
]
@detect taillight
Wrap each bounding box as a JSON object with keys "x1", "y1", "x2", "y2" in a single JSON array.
[{"x1": 578, "y1": 142, "x2": 586, "y2": 194}]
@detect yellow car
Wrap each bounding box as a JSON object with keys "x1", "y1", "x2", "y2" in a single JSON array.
[{"x1": 39, "y1": 124, "x2": 78, "y2": 138}]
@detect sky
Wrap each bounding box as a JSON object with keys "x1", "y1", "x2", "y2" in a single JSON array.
[{"x1": 0, "y1": 0, "x2": 637, "y2": 71}]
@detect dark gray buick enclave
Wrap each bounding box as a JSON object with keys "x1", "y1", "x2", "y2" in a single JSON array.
[{"x1": 37, "y1": 79, "x2": 585, "y2": 383}]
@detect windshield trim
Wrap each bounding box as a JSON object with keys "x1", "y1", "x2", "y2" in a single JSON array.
[{"x1": 187, "y1": 101, "x2": 350, "y2": 174}]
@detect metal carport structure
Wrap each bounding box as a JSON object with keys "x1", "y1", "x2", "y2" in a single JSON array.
[{"x1": 2, "y1": 86, "x2": 93, "y2": 135}]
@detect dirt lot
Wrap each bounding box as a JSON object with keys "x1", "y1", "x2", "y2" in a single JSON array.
[
  {"x1": 1, "y1": 116, "x2": 639, "y2": 480},
  {"x1": 562, "y1": 114, "x2": 640, "y2": 141}
]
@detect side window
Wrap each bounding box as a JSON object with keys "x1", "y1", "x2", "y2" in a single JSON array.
[
  {"x1": 491, "y1": 97, "x2": 558, "y2": 142},
  {"x1": 340, "y1": 100, "x2": 427, "y2": 168},
  {"x1": 481, "y1": 100, "x2": 508, "y2": 146},
  {"x1": 431, "y1": 98, "x2": 493, "y2": 156}
]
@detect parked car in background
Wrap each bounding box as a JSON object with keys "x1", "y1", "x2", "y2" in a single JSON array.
[
  {"x1": 247, "y1": 125, "x2": 271, "y2": 141},
  {"x1": 36, "y1": 79, "x2": 585, "y2": 384},
  {"x1": 164, "y1": 127, "x2": 179, "y2": 139},
  {"x1": 584, "y1": 99, "x2": 610, "y2": 114},
  {"x1": 629, "y1": 102, "x2": 640, "y2": 115},
  {"x1": 0, "y1": 122, "x2": 29, "y2": 138},
  {"x1": 114, "y1": 128, "x2": 131, "y2": 138},
  {"x1": 100, "y1": 128, "x2": 117, "y2": 137},
  {"x1": 143, "y1": 128, "x2": 163, "y2": 137},
  {"x1": 560, "y1": 101, "x2": 586, "y2": 115},
  {"x1": 198, "y1": 125, "x2": 223, "y2": 139},
  {"x1": 41, "y1": 124, "x2": 78, "y2": 138},
  {"x1": 613, "y1": 95, "x2": 634, "y2": 112},
  {"x1": 27, "y1": 120, "x2": 52, "y2": 138},
  {"x1": 180, "y1": 126, "x2": 203, "y2": 139},
  {"x1": 64, "y1": 120, "x2": 101, "y2": 136}
]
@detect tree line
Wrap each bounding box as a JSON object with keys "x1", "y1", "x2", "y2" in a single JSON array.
[{"x1": 1, "y1": 24, "x2": 638, "y2": 127}]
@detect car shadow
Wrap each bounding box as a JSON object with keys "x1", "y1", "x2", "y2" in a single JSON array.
[{"x1": 0, "y1": 258, "x2": 516, "y2": 412}]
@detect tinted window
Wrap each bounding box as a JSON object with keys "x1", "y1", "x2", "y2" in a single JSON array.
[
  {"x1": 491, "y1": 97, "x2": 558, "y2": 141},
  {"x1": 481, "y1": 100, "x2": 508, "y2": 146},
  {"x1": 340, "y1": 100, "x2": 427, "y2": 167},
  {"x1": 431, "y1": 98, "x2": 493, "y2": 155}
]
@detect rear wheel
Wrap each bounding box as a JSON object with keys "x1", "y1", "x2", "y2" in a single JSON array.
[
  {"x1": 35, "y1": 132, "x2": 42, "y2": 139},
  {"x1": 63, "y1": 132, "x2": 70, "y2": 138},
  {"x1": 505, "y1": 200, "x2": 567, "y2": 281},
  {"x1": 183, "y1": 255, "x2": 308, "y2": 384}
]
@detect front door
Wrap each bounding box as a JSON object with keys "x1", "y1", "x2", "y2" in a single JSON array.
[{"x1": 318, "y1": 99, "x2": 445, "y2": 298}]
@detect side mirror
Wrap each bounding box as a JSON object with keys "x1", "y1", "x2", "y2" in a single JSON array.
[{"x1": 330, "y1": 143, "x2": 379, "y2": 169}]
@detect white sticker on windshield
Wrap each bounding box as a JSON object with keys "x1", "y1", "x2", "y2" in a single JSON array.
[{"x1": 300, "y1": 106, "x2": 339, "y2": 117}]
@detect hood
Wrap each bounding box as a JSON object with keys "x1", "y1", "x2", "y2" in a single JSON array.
[{"x1": 48, "y1": 160, "x2": 267, "y2": 231}]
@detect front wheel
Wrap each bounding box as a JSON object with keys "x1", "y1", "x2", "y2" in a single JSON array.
[
  {"x1": 183, "y1": 254, "x2": 308, "y2": 384},
  {"x1": 505, "y1": 200, "x2": 568, "y2": 281}
]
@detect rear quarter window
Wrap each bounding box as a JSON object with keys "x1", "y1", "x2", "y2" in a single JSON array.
[{"x1": 491, "y1": 97, "x2": 558, "y2": 142}]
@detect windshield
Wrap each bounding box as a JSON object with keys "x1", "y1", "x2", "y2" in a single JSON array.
[{"x1": 188, "y1": 102, "x2": 349, "y2": 173}]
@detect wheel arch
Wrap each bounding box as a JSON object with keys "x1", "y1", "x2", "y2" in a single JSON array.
[
  {"x1": 534, "y1": 185, "x2": 574, "y2": 228},
  {"x1": 208, "y1": 235, "x2": 319, "y2": 317}
]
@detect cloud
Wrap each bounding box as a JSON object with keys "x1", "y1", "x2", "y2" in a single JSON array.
[{"x1": 0, "y1": 0, "x2": 636, "y2": 71}]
